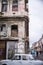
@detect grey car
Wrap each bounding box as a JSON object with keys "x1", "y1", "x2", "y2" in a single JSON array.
[{"x1": 0, "y1": 54, "x2": 43, "y2": 65}]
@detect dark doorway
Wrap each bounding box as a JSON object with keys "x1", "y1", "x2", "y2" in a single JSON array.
[{"x1": 0, "y1": 41, "x2": 6, "y2": 60}]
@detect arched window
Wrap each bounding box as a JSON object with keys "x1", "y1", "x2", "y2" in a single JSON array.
[
  {"x1": 12, "y1": 0, "x2": 18, "y2": 11},
  {"x1": 2, "y1": 0, "x2": 8, "y2": 12}
]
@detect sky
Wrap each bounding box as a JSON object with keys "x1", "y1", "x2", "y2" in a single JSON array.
[{"x1": 29, "y1": 0, "x2": 43, "y2": 47}]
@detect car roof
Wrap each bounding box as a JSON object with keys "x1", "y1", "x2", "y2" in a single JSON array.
[{"x1": 15, "y1": 54, "x2": 32, "y2": 56}]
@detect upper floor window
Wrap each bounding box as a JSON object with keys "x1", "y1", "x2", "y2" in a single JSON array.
[
  {"x1": 11, "y1": 25, "x2": 18, "y2": 37},
  {"x1": 12, "y1": 0, "x2": 18, "y2": 11},
  {"x1": 0, "y1": 24, "x2": 7, "y2": 37},
  {"x1": 25, "y1": 0, "x2": 28, "y2": 12},
  {"x1": 25, "y1": 0, "x2": 28, "y2": 3},
  {"x1": 2, "y1": 0, "x2": 8, "y2": 12}
]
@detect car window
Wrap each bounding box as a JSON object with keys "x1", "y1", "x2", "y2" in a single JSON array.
[
  {"x1": 22, "y1": 55, "x2": 28, "y2": 60},
  {"x1": 15, "y1": 55, "x2": 21, "y2": 60}
]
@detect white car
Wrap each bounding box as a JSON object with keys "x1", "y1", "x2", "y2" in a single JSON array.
[{"x1": 0, "y1": 54, "x2": 43, "y2": 65}]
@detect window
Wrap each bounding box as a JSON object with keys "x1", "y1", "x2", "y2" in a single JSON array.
[
  {"x1": 12, "y1": 0, "x2": 18, "y2": 11},
  {"x1": 2, "y1": 0, "x2": 8, "y2": 12},
  {"x1": 25, "y1": 0, "x2": 28, "y2": 3},
  {"x1": 11, "y1": 25, "x2": 18, "y2": 37},
  {"x1": 22, "y1": 55, "x2": 27, "y2": 60},
  {"x1": 25, "y1": 0, "x2": 28, "y2": 12},
  {"x1": 0, "y1": 24, "x2": 6, "y2": 32},
  {"x1": 15, "y1": 55, "x2": 21, "y2": 60},
  {"x1": 0, "y1": 24, "x2": 7, "y2": 37}
]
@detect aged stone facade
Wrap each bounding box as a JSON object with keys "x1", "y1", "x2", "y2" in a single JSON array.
[{"x1": 0, "y1": 0, "x2": 29, "y2": 59}]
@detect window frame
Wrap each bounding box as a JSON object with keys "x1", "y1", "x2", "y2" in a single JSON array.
[
  {"x1": 11, "y1": 25, "x2": 18, "y2": 37},
  {"x1": 12, "y1": 0, "x2": 18, "y2": 11},
  {"x1": 1, "y1": 0, "x2": 8, "y2": 12},
  {"x1": 0, "y1": 24, "x2": 6, "y2": 32}
]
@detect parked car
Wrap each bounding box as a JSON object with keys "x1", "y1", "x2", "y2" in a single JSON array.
[{"x1": 0, "y1": 54, "x2": 43, "y2": 65}]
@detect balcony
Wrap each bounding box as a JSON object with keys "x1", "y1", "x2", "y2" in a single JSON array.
[
  {"x1": 0, "y1": 11, "x2": 28, "y2": 18},
  {"x1": 12, "y1": 11, "x2": 28, "y2": 17}
]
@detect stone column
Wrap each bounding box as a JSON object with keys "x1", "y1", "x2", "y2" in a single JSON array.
[
  {"x1": 18, "y1": 38, "x2": 25, "y2": 54},
  {"x1": 6, "y1": 42, "x2": 9, "y2": 59},
  {"x1": 8, "y1": 0, "x2": 12, "y2": 15},
  {"x1": 7, "y1": 0, "x2": 10, "y2": 12},
  {"x1": 7, "y1": 24, "x2": 11, "y2": 37}
]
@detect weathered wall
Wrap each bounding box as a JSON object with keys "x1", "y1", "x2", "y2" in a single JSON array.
[
  {"x1": 7, "y1": 21, "x2": 25, "y2": 38},
  {"x1": 0, "y1": 0, "x2": 26, "y2": 16}
]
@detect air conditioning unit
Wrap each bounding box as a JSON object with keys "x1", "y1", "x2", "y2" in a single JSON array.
[{"x1": 0, "y1": 32, "x2": 7, "y2": 37}]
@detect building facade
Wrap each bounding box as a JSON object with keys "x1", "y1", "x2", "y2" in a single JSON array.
[
  {"x1": 0, "y1": 0, "x2": 29, "y2": 60},
  {"x1": 32, "y1": 35, "x2": 43, "y2": 57}
]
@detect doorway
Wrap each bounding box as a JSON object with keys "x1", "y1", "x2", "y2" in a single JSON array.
[
  {"x1": 0, "y1": 41, "x2": 6, "y2": 60},
  {"x1": 6, "y1": 41, "x2": 18, "y2": 59}
]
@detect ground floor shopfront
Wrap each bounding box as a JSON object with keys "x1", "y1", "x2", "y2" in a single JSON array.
[{"x1": 0, "y1": 39, "x2": 26, "y2": 60}]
